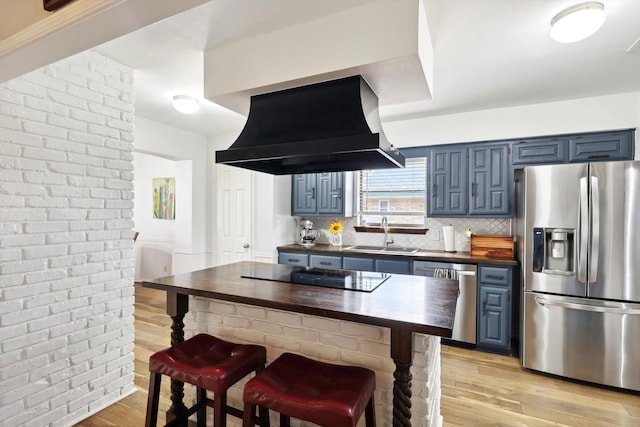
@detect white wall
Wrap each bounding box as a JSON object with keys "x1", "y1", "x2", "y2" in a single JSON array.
[
  {"x1": 0, "y1": 50, "x2": 135, "y2": 427},
  {"x1": 383, "y1": 92, "x2": 640, "y2": 157},
  {"x1": 132, "y1": 152, "x2": 176, "y2": 280},
  {"x1": 134, "y1": 116, "x2": 210, "y2": 274}
]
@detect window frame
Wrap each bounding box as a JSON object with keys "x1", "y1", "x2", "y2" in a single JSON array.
[{"x1": 356, "y1": 154, "x2": 428, "y2": 228}]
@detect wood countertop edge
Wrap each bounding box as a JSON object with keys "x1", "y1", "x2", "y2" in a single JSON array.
[
  {"x1": 142, "y1": 261, "x2": 458, "y2": 339},
  {"x1": 277, "y1": 244, "x2": 518, "y2": 266}
]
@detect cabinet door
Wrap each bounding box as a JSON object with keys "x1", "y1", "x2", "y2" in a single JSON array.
[
  {"x1": 478, "y1": 285, "x2": 510, "y2": 350},
  {"x1": 309, "y1": 254, "x2": 342, "y2": 269},
  {"x1": 469, "y1": 145, "x2": 510, "y2": 216},
  {"x1": 511, "y1": 137, "x2": 568, "y2": 166},
  {"x1": 569, "y1": 131, "x2": 634, "y2": 163},
  {"x1": 343, "y1": 256, "x2": 375, "y2": 272},
  {"x1": 375, "y1": 258, "x2": 411, "y2": 274},
  {"x1": 291, "y1": 174, "x2": 317, "y2": 215},
  {"x1": 278, "y1": 252, "x2": 309, "y2": 266},
  {"x1": 316, "y1": 172, "x2": 344, "y2": 215},
  {"x1": 429, "y1": 146, "x2": 468, "y2": 216}
]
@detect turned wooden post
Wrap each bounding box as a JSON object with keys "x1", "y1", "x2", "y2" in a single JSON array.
[
  {"x1": 165, "y1": 292, "x2": 189, "y2": 426},
  {"x1": 391, "y1": 328, "x2": 413, "y2": 427}
]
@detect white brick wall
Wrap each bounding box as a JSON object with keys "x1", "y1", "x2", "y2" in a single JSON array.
[
  {"x1": 186, "y1": 298, "x2": 443, "y2": 427},
  {"x1": 0, "y1": 50, "x2": 135, "y2": 427}
]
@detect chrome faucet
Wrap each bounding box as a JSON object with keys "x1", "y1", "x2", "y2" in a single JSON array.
[{"x1": 381, "y1": 216, "x2": 393, "y2": 247}]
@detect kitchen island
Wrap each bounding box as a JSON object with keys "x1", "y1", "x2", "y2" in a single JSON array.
[{"x1": 143, "y1": 261, "x2": 458, "y2": 427}]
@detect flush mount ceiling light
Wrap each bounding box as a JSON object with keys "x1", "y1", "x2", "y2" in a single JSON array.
[
  {"x1": 550, "y1": 2, "x2": 606, "y2": 43},
  {"x1": 172, "y1": 95, "x2": 200, "y2": 114}
]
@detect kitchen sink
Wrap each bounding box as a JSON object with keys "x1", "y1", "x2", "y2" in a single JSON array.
[{"x1": 345, "y1": 245, "x2": 420, "y2": 254}]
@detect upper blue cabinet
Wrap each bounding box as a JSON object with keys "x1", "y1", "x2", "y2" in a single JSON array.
[
  {"x1": 429, "y1": 145, "x2": 468, "y2": 216},
  {"x1": 469, "y1": 144, "x2": 510, "y2": 216},
  {"x1": 291, "y1": 172, "x2": 354, "y2": 216},
  {"x1": 429, "y1": 144, "x2": 511, "y2": 217},
  {"x1": 512, "y1": 129, "x2": 634, "y2": 167},
  {"x1": 512, "y1": 137, "x2": 568, "y2": 165},
  {"x1": 568, "y1": 131, "x2": 633, "y2": 163}
]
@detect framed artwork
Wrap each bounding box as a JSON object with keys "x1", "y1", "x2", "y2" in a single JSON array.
[{"x1": 153, "y1": 177, "x2": 175, "y2": 220}]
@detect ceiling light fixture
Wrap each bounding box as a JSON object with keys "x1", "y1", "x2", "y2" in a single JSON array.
[
  {"x1": 550, "y1": 1, "x2": 605, "y2": 43},
  {"x1": 172, "y1": 95, "x2": 200, "y2": 114}
]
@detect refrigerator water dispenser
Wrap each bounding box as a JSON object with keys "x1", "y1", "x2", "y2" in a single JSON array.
[{"x1": 532, "y1": 227, "x2": 575, "y2": 274}]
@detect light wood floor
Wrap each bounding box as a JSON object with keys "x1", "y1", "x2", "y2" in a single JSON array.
[{"x1": 75, "y1": 284, "x2": 640, "y2": 427}]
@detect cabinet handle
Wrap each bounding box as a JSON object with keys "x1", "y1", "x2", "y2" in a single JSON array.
[
  {"x1": 320, "y1": 261, "x2": 331, "y2": 266},
  {"x1": 483, "y1": 300, "x2": 487, "y2": 314},
  {"x1": 587, "y1": 154, "x2": 610, "y2": 159},
  {"x1": 486, "y1": 274, "x2": 505, "y2": 280},
  {"x1": 432, "y1": 184, "x2": 437, "y2": 198},
  {"x1": 471, "y1": 182, "x2": 476, "y2": 197},
  {"x1": 288, "y1": 259, "x2": 299, "y2": 263},
  {"x1": 312, "y1": 188, "x2": 316, "y2": 199}
]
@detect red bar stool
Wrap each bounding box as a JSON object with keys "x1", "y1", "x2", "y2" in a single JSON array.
[
  {"x1": 145, "y1": 333, "x2": 269, "y2": 427},
  {"x1": 242, "y1": 352, "x2": 377, "y2": 427}
]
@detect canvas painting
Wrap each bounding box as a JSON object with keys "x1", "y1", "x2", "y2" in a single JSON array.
[{"x1": 153, "y1": 177, "x2": 175, "y2": 219}]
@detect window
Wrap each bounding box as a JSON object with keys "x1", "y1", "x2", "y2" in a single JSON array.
[{"x1": 357, "y1": 157, "x2": 427, "y2": 227}]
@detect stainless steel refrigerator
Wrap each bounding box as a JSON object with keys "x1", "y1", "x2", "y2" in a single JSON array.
[{"x1": 520, "y1": 160, "x2": 640, "y2": 392}]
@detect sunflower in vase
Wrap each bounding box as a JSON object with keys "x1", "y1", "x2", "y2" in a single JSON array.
[{"x1": 328, "y1": 219, "x2": 344, "y2": 246}]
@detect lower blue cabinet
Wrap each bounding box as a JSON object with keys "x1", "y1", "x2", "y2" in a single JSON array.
[
  {"x1": 375, "y1": 259, "x2": 411, "y2": 274},
  {"x1": 477, "y1": 265, "x2": 512, "y2": 353},
  {"x1": 343, "y1": 257, "x2": 375, "y2": 271}
]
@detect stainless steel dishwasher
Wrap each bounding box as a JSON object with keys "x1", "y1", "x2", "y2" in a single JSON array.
[{"x1": 413, "y1": 261, "x2": 477, "y2": 344}]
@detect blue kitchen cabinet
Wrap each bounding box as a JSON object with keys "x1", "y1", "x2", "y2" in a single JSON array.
[
  {"x1": 568, "y1": 131, "x2": 634, "y2": 163},
  {"x1": 309, "y1": 254, "x2": 342, "y2": 269},
  {"x1": 428, "y1": 146, "x2": 468, "y2": 216},
  {"x1": 511, "y1": 137, "x2": 568, "y2": 165},
  {"x1": 469, "y1": 144, "x2": 511, "y2": 216},
  {"x1": 429, "y1": 144, "x2": 511, "y2": 217},
  {"x1": 278, "y1": 252, "x2": 309, "y2": 266},
  {"x1": 375, "y1": 258, "x2": 412, "y2": 274},
  {"x1": 343, "y1": 256, "x2": 375, "y2": 271},
  {"x1": 291, "y1": 174, "x2": 317, "y2": 215},
  {"x1": 291, "y1": 172, "x2": 353, "y2": 216},
  {"x1": 477, "y1": 265, "x2": 512, "y2": 353}
]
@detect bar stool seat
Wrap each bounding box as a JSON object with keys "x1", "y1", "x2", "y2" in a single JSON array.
[
  {"x1": 242, "y1": 352, "x2": 376, "y2": 427},
  {"x1": 145, "y1": 333, "x2": 268, "y2": 427}
]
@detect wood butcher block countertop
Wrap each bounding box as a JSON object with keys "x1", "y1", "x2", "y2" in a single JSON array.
[
  {"x1": 143, "y1": 261, "x2": 459, "y2": 338},
  {"x1": 278, "y1": 244, "x2": 518, "y2": 266}
]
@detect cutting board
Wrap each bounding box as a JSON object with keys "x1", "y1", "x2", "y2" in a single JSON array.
[{"x1": 470, "y1": 235, "x2": 514, "y2": 259}]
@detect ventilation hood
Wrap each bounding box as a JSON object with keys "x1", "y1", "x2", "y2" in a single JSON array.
[{"x1": 215, "y1": 75, "x2": 405, "y2": 175}]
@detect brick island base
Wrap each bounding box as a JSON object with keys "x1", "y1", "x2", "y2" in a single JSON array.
[{"x1": 184, "y1": 297, "x2": 443, "y2": 427}]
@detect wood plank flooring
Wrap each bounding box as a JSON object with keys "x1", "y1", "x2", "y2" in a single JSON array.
[{"x1": 75, "y1": 283, "x2": 640, "y2": 426}]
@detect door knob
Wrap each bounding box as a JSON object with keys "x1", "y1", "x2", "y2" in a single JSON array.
[{"x1": 243, "y1": 243, "x2": 250, "y2": 249}]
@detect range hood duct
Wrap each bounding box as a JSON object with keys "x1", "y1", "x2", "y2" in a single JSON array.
[{"x1": 215, "y1": 75, "x2": 405, "y2": 175}]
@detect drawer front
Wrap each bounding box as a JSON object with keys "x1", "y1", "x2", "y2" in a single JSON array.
[
  {"x1": 375, "y1": 259, "x2": 411, "y2": 274},
  {"x1": 278, "y1": 252, "x2": 309, "y2": 266},
  {"x1": 310, "y1": 254, "x2": 342, "y2": 269},
  {"x1": 512, "y1": 138, "x2": 568, "y2": 165},
  {"x1": 343, "y1": 257, "x2": 375, "y2": 272},
  {"x1": 479, "y1": 266, "x2": 511, "y2": 286}
]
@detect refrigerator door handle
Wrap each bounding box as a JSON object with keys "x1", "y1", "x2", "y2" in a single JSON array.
[
  {"x1": 578, "y1": 177, "x2": 589, "y2": 283},
  {"x1": 535, "y1": 296, "x2": 640, "y2": 315},
  {"x1": 589, "y1": 176, "x2": 600, "y2": 283}
]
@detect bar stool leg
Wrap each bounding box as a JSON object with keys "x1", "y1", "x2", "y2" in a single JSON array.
[
  {"x1": 214, "y1": 392, "x2": 227, "y2": 427},
  {"x1": 196, "y1": 387, "x2": 206, "y2": 427},
  {"x1": 258, "y1": 404, "x2": 270, "y2": 427},
  {"x1": 279, "y1": 414, "x2": 290, "y2": 427},
  {"x1": 242, "y1": 401, "x2": 255, "y2": 426},
  {"x1": 364, "y1": 395, "x2": 377, "y2": 427},
  {"x1": 145, "y1": 373, "x2": 161, "y2": 427}
]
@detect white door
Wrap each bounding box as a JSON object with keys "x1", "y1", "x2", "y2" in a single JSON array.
[{"x1": 216, "y1": 165, "x2": 252, "y2": 265}]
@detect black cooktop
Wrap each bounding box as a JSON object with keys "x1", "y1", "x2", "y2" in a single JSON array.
[{"x1": 241, "y1": 264, "x2": 390, "y2": 292}]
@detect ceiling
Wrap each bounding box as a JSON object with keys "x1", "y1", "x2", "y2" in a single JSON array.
[{"x1": 94, "y1": 0, "x2": 640, "y2": 138}]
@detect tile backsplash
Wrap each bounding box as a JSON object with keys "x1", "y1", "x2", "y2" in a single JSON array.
[{"x1": 285, "y1": 216, "x2": 511, "y2": 252}]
